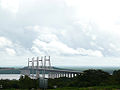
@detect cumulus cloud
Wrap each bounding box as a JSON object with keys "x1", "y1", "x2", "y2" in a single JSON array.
[
  {"x1": 0, "y1": 0, "x2": 19, "y2": 13},
  {"x1": 0, "y1": 0, "x2": 120, "y2": 66},
  {"x1": 5, "y1": 48, "x2": 16, "y2": 56},
  {"x1": 29, "y1": 25, "x2": 103, "y2": 57},
  {"x1": 77, "y1": 48, "x2": 103, "y2": 57},
  {"x1": 0, "y1": 37, "x2": 12, "y2": 47},
  {"x1": 32, "y1": 38, "x2": 78, "y2": 55}
]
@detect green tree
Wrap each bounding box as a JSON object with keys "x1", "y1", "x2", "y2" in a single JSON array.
[
  {"x1": 70, "y1": 69, "x2": 110, "y2": 87},
  {"x1": 112, "y1": 70, "x2": 120, "y2": 84},
  {"x1": 19, "y1": 75, "x2": 35, "y2": 89}
]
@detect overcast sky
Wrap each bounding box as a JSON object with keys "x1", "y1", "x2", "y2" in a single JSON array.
[{"x1": 0, "y1": 0, "x2": 120, "y2": 67}]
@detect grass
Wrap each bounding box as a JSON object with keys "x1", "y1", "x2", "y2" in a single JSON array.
[
  {"x1": 3, "y1": 86, "x2": 120, "y2": 90},
  {"x1": 4, "y1": 89, "x2": 42, "y2": 90},
  {"x1": 49, "y1": 86, "x2": 120, "y2": 90}
]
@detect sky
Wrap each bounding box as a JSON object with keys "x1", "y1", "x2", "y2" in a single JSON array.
[{"x1": 0, "y1": 0, "x2": 120, "y2": 67}]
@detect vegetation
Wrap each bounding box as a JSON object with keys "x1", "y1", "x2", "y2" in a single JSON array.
[
  {"x1": 49, "y1": 86, "x2": 120, "y2": 90},
  {"x1": 48, "y1": 69, "x2": 120, "y2": 89},
  {"x1": 1, "y1": 69, "x2": 120, "y2": 89},
  {"x1": 0, "y1": 75, "x2": 39, "y2": 89}
]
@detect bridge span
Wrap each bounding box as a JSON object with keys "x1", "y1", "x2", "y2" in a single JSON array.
[{"x1": 21, "y1": 56, "x2": 81, "y2": 79}]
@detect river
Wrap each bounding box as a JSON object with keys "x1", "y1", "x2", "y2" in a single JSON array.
[
  {"x1": 0, "y1": 74, "x2": 49, "y2": 80},
  {"x1": 0, "y1": 74, "x2": 21, "y2": 80}
]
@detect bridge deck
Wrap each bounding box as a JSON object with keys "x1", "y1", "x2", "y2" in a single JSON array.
[{"x1": 27, "y1": 68, "x2": 81, "y2": 74}]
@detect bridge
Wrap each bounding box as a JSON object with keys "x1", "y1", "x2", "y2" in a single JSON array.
[{"x1": 21, "y1": 56, "x2": 81, "y2": 79}]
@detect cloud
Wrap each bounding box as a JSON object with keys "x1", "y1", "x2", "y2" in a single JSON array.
[
  {"x1": 0, "y1": 0, "x2": 19, "y2": 13},
  {"x1": 32, "y1": 38, "x2": 78, "y2": 55},
  {"x1": 30, "y1": 25, "x2": 103, "y2": 57},
  {"x1": 5, "y1": 48, "x2": 16, "y2": 56},
  {"x1": 0, "y1": 36, "x2": 33, "y2": 58},
  {"x1": 31, "y1": 28, "x2": 79, "y2": 55},
  {"x1": 0, "y1": 37, "x2": 12, "y2": 47},
  {"x1": 0, "y1": 36, "x2": 34, "y2": 66},
  {"x1": 77, "y1": 48, "x2": 103, "y2": 57},
  {"x1": 65, "y1": 0, "x2": 120, "y2": 36},
  {"x1": 109, "y1": 43, "x2": 120, "y2": 52},
  {"x1": 0, "y1": 0, "x2": 120, "y2": 66}
]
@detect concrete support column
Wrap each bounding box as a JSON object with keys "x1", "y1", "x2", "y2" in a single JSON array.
[
  {"x1": 63, "y1": 72, "x2": 65, "y2": 77},
  {"x1": 70, "y1": 73, "x2": 72, "y2": 78},
  {"x1": 61, "y1": 73, "x2": 64, "y2": 77},
  {"x1": 75, "y1": 74, "x2": 77, "y2": 77},
  {"x1": 57, "y1": 73, "x2": 59, "y2": 78},
  {"x1": 57, "y1": 73, "x2": 60, "y2": 78},
  {"x1": 48, "y1": 72, "x2": 51, "y2": 79},
  {"x1": 61, "y1": 73, "x2": 63, "y2": 77},
  {"x1": 54, "y1": 73, "x2": 56, "y2": 78},
  {"x1": 50, "y1": 72, "x2": 52, "y2": 79},
  {"x1": 67, "y1": 73, "x2": 69, "y2": 78},
  {"x1": 73, "y1": 73, "x2": 75, "y2": 77},
  {"x1": 51, "y1": 72, "x2": 53, "y2": 79},
  {"x1": 60, "y1": 73, "x2": 62, "y2": 77},
  {"x1": 68, "y1": 73, "x2": 71, "y2": 78},
  {"x1": 67, "y1": 73, "x2": 69, "y2": 77},
  {"x1": 56, "y1": 73, "x2": 58, "y2": 78},
  {"x1": 65, "y1": 73, "x2": 67, "y2": 77},
  {"x1": 52, "y1": 72, "x2": 55, "y2": 79},
  {"x1": 54, "y1": 73, "x2": 57, "y2": 78}
]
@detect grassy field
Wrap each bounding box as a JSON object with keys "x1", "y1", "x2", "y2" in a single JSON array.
[
  {"x1": 49, "y1": 86, "x2": 120, "y2": 90},
  {"x1": 4, "y1": 86, "x2": 120, "y2": 90},
  {"x1": 3, "y1": 85, "x2": 120, "y2": 90}
]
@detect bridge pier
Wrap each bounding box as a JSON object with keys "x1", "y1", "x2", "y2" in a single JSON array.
[
  {"x1": 70, "y1": 73, "x2": 72, "y2": 78},
  {"x1": 60, "y1": 73, "x2": 62, "y2": 77},
  {"x1": 73, "y1": 73, "x2": 75, "y2": 77},
  {"x1": 54, "y1": 73, "x2": 57, "y2": 78},
  {"x1": 57, "y1": 73, "x2": 61, "y2": 78},
  {"x1": 55, "y1": 73, "x2": 58, "y2": 78},
  {"x1": 52, "y1": 72, "x2": 55, "y2": 79},
  {"x1": 62, "y1": 73, "x2": 64, "y2": 77},
  {"x1": 48, "y1": 72, "x2": 51, "y2": 78},
  {"x1": 68, "y1": 73, "x2": 70, "y2": 78},
  {"x1": 53, "y1": 72, "x2": 58, "y2": 79},
  {"x1": 64, "y1": 72, "x2": 67, "y2": 77},
  {"x1": 57, "y1": 73, "x2": 59, "y2": 78},
  {"x1": 63, "y1": 72, "x2": 65, "y2": 77},
  {"x1": 67, "y1": 73, "x2": 69, "y2": 78}
]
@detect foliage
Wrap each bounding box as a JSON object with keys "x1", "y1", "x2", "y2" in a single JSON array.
[
  {"x1": 0, "y1": 75, "x2": 39, "y2": 89},
  {"x1": 48, "y1": 69, "x2": 120, "y2": 88},
  {"x1": 1, "y1": 69, "x2": 120, "y2": 89},
  {"x1": 19, "y1": 75, "x2": 39, "y2": 89}
]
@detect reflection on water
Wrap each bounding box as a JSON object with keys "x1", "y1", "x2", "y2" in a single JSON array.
[
  {"x1": 0, "y1": 74, "x2": 21, "y2": 80},
  {"x1": 0, "y1": 74, "x2": 48, "y2": 80}
]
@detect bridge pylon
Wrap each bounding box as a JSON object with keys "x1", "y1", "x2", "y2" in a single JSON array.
[
  {"x1": 43, "y1": 56, "x2": 52, "y2": 79},
  {"x1": 36, "y1": 56, "x2": 44, "y2": 79},
  {"x1": 27, "y1": 56, "x2": 52, "y2": 79},
  {"x1": 44, "y1": 56, "x2": 51, "y2": 69}
]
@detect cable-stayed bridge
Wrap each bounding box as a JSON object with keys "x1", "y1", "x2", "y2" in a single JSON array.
[{"x1": 21, "y1": 56, "x2": 81, "y2": 79}]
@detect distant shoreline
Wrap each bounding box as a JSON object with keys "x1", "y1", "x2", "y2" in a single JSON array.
[{"x1": 0, "y1": 66, "x2": 120, "y2": 74}]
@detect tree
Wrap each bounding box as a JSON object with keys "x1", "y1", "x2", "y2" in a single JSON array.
[
  {"x1": 71, "y1": 69, "x2": 110, "y2": 87},
  {"x1": 112, "y1": 70, "x2": 120, "y2": 84},
  {"x1": 19, "y1": 75, "x2": 35, "y2": 89}
]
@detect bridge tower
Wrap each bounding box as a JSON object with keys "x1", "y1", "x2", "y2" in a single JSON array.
[
  {"x1": 36, "y1": 56, "x2": 44, "y2": 78},
  {"x1": 27, "y1": 57, "x2": 35, "y2": 78},
  {"x1": 32, "y1": 57, "x2": 35, "y2": 78},
  {"x1": 44, "y1": 56, "x2": 51, "y2": 69},
  {"x1": 44, "y1": 56, "x2": 52, "y2": 79}
]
